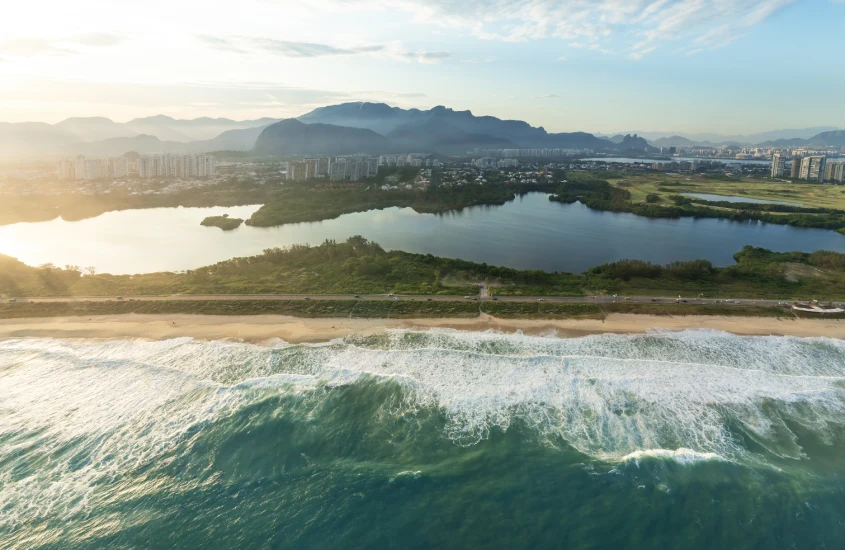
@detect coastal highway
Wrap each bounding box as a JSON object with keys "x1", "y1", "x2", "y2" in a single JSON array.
[{"x1": 11, "y1": 294, "x2": 840, "y2": 308}]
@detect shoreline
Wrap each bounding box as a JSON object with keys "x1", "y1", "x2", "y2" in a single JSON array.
[{"x1": 0, "y1": 313, "x2": 842, "y2": 343}]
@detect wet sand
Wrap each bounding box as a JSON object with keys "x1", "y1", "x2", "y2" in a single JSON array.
[{"x1": 0, "y1": 313, "x2": 842, "y2": 343}]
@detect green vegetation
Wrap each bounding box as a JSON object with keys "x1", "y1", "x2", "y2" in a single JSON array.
[
  {"x1": 200, "y1": 214, "x2": 243, "y2": 230},
  {"x1": 3, "y1": 299, "x2": 839, "y2": 320},
  {"x1": 246, "y1": 180, "x2": 556, "y2": 227},
  {"x1": 553, "y1": 173, "x2": 845, "y2": 232},
  {"x1": 3, "y1": 238, "x2": 845, "y2": 301},
  {"x1": 612, "y1": 172, "x2": 845, "y2": 211}
]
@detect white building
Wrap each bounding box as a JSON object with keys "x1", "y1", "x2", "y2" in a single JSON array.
[
  {"x1": 799, "y1": 156, "x2": 826, "y2": 182},
  {"x1": 770, "y1": 153, "x2": 786, "y2": 178}
]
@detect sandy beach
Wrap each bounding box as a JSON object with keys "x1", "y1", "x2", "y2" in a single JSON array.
[{"x1": 0, "y1": 313, "x2": 842, "y2": 343}]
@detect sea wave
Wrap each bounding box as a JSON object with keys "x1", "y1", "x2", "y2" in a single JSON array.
[{"x1": 1, "y1": 329, "x2": 845, "y2": 535}]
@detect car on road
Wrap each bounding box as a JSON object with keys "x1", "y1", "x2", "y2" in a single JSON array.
[
  {"x1": 354, "y1": 295, "x2": 360, "y2": 299},
  {"x1": 8, "y1": 298, "x2": 16, "y2": 303},
  {"x1": 427, "y1": 298, "x2": 433, "y2": 301},
  {"x1": 538, "y1": 298, "x2": 545, "y2": 302},
  {"x1": 464, "y1": 296, "x2": 471, "y2": 300},
  {"x1": 492, "y1": 297, "x2": 498, "y2": 301},
  {"x1": 116, "y1": 297, "x2": 124, "y2": 301},
  {"x1": 304, "y1": 297, "x2": 310, "y2": 301}
]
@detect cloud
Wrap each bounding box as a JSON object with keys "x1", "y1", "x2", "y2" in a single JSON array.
[
  {"x1": 628, "y1": 46, "x2": 657, "y2": 60},
  {"x1": 398, "y1": 50, "x2": 451, "y2": 63},
  {"x1": 197, "y1": 35, "x2": 449, "y2": 63},
  {"x1": 200, "y1": 35, "x2": 386, "y2": 58},
  {"x1": 196, "y1": 35, "x2": 246, "y2": 54},
  {"x1": 252, "y1": 38, "x2": 385, "y2": 57},
  {"x1": 0, "y1": 33, "x2": 125, "y2": 57},
  {"x1": 0, "y1": 38, "x2": 74, "y2": 57},
  {"x1": 534, "y1": 94, "x2": 559, "y2": 99},
  {"x1": 347, "y1": 0, "x2": 796, "y2": 59},
  {"x1": 74, "y1": 33, "x2": 125, "y2": 47}
]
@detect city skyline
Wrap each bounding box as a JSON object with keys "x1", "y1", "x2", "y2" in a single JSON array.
[{"x1": 1, "y1": 0, "x2": 844, "y2": 134}]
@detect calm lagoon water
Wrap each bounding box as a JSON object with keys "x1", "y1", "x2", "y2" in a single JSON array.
[
  {"x1": 681, "y1": 192, "x2": 804, "y2": 206},
  {"x1": 1, "y1": 193, "x2": 844, "y2": 274}
]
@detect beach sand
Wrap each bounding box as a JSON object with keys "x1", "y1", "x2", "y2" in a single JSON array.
[{"x1": 0, "y1": 313, "x2": 842, "y2": 343}]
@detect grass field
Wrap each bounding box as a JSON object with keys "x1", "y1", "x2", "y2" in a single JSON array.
[{"x1": 611, "y1": 174, "x2": 845, "y2": 210}]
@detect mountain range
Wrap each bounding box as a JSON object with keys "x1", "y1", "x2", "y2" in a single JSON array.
[
  {"x1": 252, "y1": 103, "x2": 655, "y2": 156},
  {"x1": 1, "y1": 103, "x2": 840, "y2": 160},
  {"x1": 602, "y1": 126, "x2": 842, "y2": 146},
  {"x1": 0, "y1": 116, "x2": 278, "y2": 158}
]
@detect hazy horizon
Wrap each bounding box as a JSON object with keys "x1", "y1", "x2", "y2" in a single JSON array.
[{"x1": 2, "y1": 0, "x2": 844, "y2": 134}]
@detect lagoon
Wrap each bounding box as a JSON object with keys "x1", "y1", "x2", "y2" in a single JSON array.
[{"x1": 1, "y1": 193, "x2": 843, "y2": 274}]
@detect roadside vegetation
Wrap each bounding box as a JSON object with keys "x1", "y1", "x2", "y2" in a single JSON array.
[
  {"x1": 4, "y1": 299, "x2": 835, "y2": 320},
  {"x1": 2, "y1": 237, "x2": 845, "y2": 301}
]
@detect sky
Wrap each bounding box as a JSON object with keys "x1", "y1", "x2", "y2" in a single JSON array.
[{"x1": 0, "y1": 0, "x2": 843, "y2": 134}]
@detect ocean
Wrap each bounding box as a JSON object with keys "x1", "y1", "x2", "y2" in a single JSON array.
[{"x1": 1, "y1": 329, "x2": 844, "y2": 549}]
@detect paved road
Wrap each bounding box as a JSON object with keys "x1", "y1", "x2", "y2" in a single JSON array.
[{"x1": 9, "y1": 293, "x2": 841, "y2": 308}]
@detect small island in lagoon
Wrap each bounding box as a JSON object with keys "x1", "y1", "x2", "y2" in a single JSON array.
[{"x1": 200, "y1": 214, "x2": 243, "y2": 231}]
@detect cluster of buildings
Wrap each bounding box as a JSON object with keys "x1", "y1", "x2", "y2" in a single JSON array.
[
  {"x1": 138, "y1": 154, "x2": 216, "y2": 179},
  {"x1": 771, "y1": 154, "x2": 844, "y2": 183},
  {"x1": 285, "y1": 154, "x2": 444, "y2": 182},
  {"x1": 58, "y1": 156, "x2": 129, "y2": 180},
  {"x1": 57, "y1": 154, "x2": 216, "y2": 180},
  {"x1": 474, "y1": 158, "x2": 520, "y2": 170},
  {"x1": 285, "y1": 157, "x2": 379, "y2": 182},
  {"x1": 473, "y1": 148, "x2": 594, "y2": 158},
  {"x1": 651, "y1": 159, "x2": 724, "y2": 172}
]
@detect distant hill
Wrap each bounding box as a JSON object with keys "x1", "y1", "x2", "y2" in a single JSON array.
[
  {"x1": 758, "y1": 130, "x2": 845, "y2": 148},
  {"x1": 0, "y1": 116, "x2": 280, "y2": 159},
  {"x1": 253, "y1": 119, "x2": 389, "y2": 156},
  {"x1": 386, "y1": 118, "x2": 516, "y2": 154},
  {"x1": 649, "y1": 136, "x2": 701, "y2": 148},
  {"x1": 618, "y1": 127, "x2": 842, "y2": 146},
  {"x1": 0, "y1": 122, "x2": 80, "y2": 156},
  {"x1": 297, "y1": 102, "x2": 641, "y2": 152}
]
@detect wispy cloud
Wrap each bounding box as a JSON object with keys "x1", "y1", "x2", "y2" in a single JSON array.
[
  {"x1": 534, "y1": 94, "x2": 559, "y2": 99},
  {"x1": 197, "y1": 35, "x2": 450, "y2": 63},
  {"x1": 398, "y1": 50, "x2": 451, "y2": 63},
  {"x1": 198, "y1": 35, "x2": 385, "y2": 57},
  {"x1": 0, "y1": 33, "x2": 126, "y2": 57},
  {"x1": 74, "y1": 33, "x2": 125, "y2": 47},
  {"x1": 350, "y1": 0, "x2": 797, "y2": 59},
  {"x1": 252, "y1": 38, "x2": 385, "y2": 57},
  {"x1": 0, "y1": 38, "x2": 75, "y2": 57},
  {"x1": 197, "y1": 35, "x2": 246, "y2": 54}
]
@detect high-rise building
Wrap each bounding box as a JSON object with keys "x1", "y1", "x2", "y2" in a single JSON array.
[
  {"x1": 110, "y1": 157, "x2": 128, "y2": 178},
  {"x1": 139, "y1": 157, "x2": 154, "y2": 178},
  {"x1": 329, "y1": 158, "x2": 347, "y2": 181},
  {"x1": 57, "y1": 159, "x2": 76, "y2": 180},
  {"x1": 790, "y1": 158, "x2": 802, "y2": 178},
  {"x1": 317, "y1": 157, "x2": 329, "y2": 177},
  {"x1": 770, "y1": 153, "x2": 786, "y2": 177},
  {"x1": 824, "y1": 161, "x2": 837, "y2": 182},
  {"x1": 835, "y1": 162, "x2": 845, "y2": 184},
  {"x1": 366, "y1": 158, "x2": 378, "y2": 178},
  {"x1": 800, "y1": 156, "x2": 826, "y2": 182}
]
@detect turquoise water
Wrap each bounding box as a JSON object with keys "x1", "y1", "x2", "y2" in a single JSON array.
[{"x1": 2, "y1": 330, "x2": 845, "y2": 548}]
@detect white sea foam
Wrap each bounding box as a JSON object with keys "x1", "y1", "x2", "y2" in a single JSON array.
[
  {"x1": 620, "y1": 448, "x2": 724, "y2": 465},
  {"x1": 1, "y1": 330, "x2": 844, "y2": 528}
]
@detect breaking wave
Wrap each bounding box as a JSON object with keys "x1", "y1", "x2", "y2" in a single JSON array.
[{"x1": 1, "y1": 328, "x2": 845, "y2": 542}]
